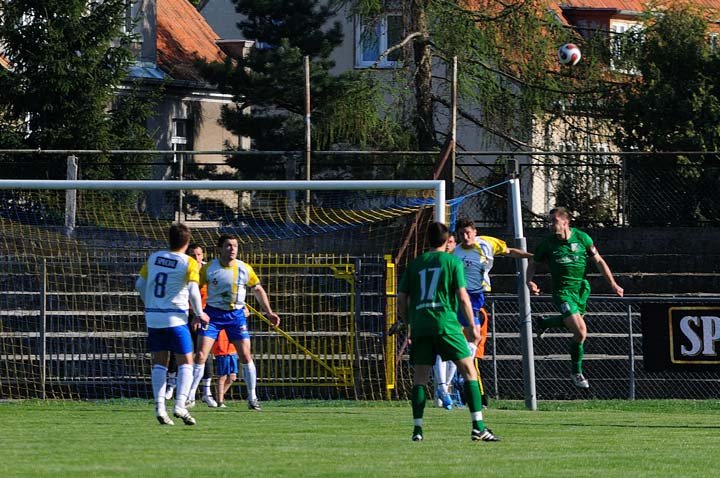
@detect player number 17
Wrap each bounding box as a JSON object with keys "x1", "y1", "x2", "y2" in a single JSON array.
[{"x1": 418, "y1": 267, "x2": 441, "y2": 302}]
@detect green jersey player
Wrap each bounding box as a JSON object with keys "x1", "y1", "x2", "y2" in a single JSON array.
[
  {"x1": 397, "y1": 222, "x2": 499, "y2": 442},
  {"x1": 526, "y1": 207, "x2": 624, "y2": 389}
]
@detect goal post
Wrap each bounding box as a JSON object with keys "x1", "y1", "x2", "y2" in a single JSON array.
[{"x1": 0, "y1": 179, "x2": 447, "y2": 401}]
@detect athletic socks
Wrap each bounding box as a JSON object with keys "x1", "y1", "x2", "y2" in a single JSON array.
[
  {"x1": 463, "y1": 379, "x2": 485, "y2": 431},
  {"x1": 188, "y1": 363, "x2": 204, "y2": 402},
  {"x1": 570, "y1": 341, "x2": 585, "y2": 375},
  {"x1": 411, "y1": 384, "x2": 426, "y2": 420},
  {"x1": 151, "y1": 364, "x2": 168, "y2": 414},
  {"x1": 201, "y1": 378, "x2": 213, "y2": 399},
  {"x1": 243, "y1": 362, "x2": 258, "y2": 401},
  {"x1": 175, "y1": 363, "x2": 193, "y2": 409}
]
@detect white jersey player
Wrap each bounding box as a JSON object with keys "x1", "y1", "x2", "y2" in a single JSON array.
[{"x1": 135, "y1": 223, "x2": 209, "y2": 426}]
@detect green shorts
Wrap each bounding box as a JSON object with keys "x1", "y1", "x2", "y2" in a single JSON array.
[
  {"x1": 410, "y1": 333, "x2": 471, "y2": 366},
  {"x1": 553, "y1": 280, "x2": 591, "y2": 318}
]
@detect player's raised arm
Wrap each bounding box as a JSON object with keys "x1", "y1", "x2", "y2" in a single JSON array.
[{"x1": 505, "y1": 247, "x2": 533, "y2": 259}]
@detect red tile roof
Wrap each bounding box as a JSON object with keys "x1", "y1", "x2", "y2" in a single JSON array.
[
  {"x1": 156, "y1": 0, "x2": 226, "y2": 82},
  {"x1": 558, "y1": 1, "x2": 720, "y2": 12}
]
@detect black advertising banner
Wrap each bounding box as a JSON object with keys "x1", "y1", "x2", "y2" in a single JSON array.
[{"x1": 640, "y1": 303, "x2": 720, "y2": 372}]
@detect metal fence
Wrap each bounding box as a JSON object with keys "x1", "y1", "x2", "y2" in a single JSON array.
[
  {"x1": 481, "y1": 295, "x2": 720, "y2": 401},
  {"x1": 2, "y1": 150, "x2": 719, "y2": 227}
]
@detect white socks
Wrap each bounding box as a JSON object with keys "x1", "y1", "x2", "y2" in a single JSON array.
[
  {"x1": 243, "y1": 362, "x2": 257, "y2": 401},
  {"x1": 151, "y1": 364, "x2": 168, "y2": 414},
  {"x1": 175, "y1": 364, "x2": 193, "y2": 410},
  {"x1": 201, "y1": 378, "x2": 213, "y2": 398},
  {"x1": 433, "y1": 355, "x2": 450, "y2": 394},
  {"x1": 187, "y1": 363, "x2": 204, "y2": 402}
]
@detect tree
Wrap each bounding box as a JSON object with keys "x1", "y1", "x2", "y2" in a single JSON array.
[
  {"x1": 0, "y1": 0, "x2": 154, "y2": 181},
  {"x1": 199, "y1": 0, "x2": 413, "y2": 180},
  {"x1": 611, "y1": 4, "x2": 720, "y2": 224},
  {"x1": 341, "y1": 0, "x2": 621, "y2": 153},
  {"x1": 614, "y1": 4, "x2": 720, "y2": 157}
]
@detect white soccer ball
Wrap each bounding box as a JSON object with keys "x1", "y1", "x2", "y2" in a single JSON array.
[{"x1": 558, "y1": 43, "x2": 581, "y2": 66}]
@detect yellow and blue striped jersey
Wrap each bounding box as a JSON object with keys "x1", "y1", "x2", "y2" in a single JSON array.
[
  {"x1": 200, "y1": 258, "x2": 259, "y2": 311},
  {"x1": 452, "y1": 235, "x2": 507, "y2": 292},
  {"x1": 139, "y1": 251, "x2": 199, "y2": 328}
]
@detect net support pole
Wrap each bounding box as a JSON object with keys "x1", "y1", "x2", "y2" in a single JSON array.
[
  {"x1": 64, "y1": 155, "x2": 77, "y2": 237},
  {"x1": 304, "y1": 55, "x2": 311, "y2": 225},
  {"x1": 434, "y1": 180, "x2": 445, "y2": 224},
  {"x1": 628, "y1": 304, "x2": 636, "y2": 400},
  {"x1": 509, "y1": 178, "x2": 536, "y2": 411},
  {"x1": 39, "y1": 258, "x2": 47, "y2": 400}
]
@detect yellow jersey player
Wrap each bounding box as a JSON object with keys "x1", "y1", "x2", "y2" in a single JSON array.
[
  {"x1": 450, "y1": 218, "x2": 532, "y2": 407},
  {"x1": 135, "y1": 223, "x2": 210, "y2": 426},
  {"x1": 189, "y1": 233, "x2": 280, "y2": 411}
]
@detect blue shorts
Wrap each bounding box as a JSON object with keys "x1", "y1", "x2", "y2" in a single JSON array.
[
  {"x1": 147, "y1": 324, "x2": 194, "y2": 354},
  {"x1": 199, "y1": 305, "x2": 251, "y2": 341},
  {"x1": 216, "y1": 354, "x2": 239, "y2": 376},
  {"x1": 457, "y1": 290, "x2": 485, "y2": 327}
]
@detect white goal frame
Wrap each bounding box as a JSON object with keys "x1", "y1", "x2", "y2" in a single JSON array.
[{"x1": 0, "y1": 179, "x2": 447, "y2": 223}]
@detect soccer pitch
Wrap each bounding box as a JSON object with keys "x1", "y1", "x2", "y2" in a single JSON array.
[{"x1": 1, "y1": 400, "x2": 718, "y2": 477}]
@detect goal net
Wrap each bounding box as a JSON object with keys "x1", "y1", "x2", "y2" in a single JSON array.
[{"x1": 0, "y1": 180, "x2": 453, "y2": 401}]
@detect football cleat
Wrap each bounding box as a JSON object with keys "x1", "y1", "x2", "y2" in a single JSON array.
[
  {"x1": 185, "y1": 399, "x2": 196, "y2": 409},
  {"x1": 412, "y1": 433, "x2": 423, "y2": 442},
  {"x1": 572, "y1": 373, "x2": 590, "y2": 389},
  {"x1": 471, "y1": 428, "x2": 500, "y2": 442},
  {"x1": 218, "y1": 402, "x2": 227, "y2": 408},
  {"x1": 439, "y1": 392, "x2": 453, "y2": 410},
  {"x1": 202, "y1": 395, "x2": 218, "y2": 408},
  {"x1": 173, "y1": 408, "x2": 196, "y2": 425},
  {"x1": 156, "y1": 413, "x2": 174, "y2": 426},
  {"x1": 248, "y1": 399, "x2": 262, "y2": 411}
]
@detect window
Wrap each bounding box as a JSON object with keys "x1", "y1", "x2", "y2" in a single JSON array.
[
  {"x1": 355, "y1": 13, "x2": 403, "y2": 68},
  {"x1": 610, "y1": 21, "x2": 640, "y2": 74},
  {"x1": 710, "y1": 33, "x2": 719, "y2": 55},
  {"x1": 171, "y1": 119, "x2": 188, "y2": 164}
]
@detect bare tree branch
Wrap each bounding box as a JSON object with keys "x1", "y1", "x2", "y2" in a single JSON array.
[{"x1": 370, "y1": 31, "x2": 424, "y2": 68}]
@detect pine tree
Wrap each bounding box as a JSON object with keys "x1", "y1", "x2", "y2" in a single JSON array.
[
  {"x1": 0, "y1": 0, "x2": 153, "y2": 180},
  {"x1": 200, "y1": 0, "x2": 412, "y2": 179}
]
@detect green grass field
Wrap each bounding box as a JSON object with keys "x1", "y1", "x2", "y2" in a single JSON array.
[{"x1": 1, "y1": 399, "x2": 719, "y2": 477}]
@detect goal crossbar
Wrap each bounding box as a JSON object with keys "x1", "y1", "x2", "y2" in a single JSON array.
[{"x1": 0, "y1": 179, "x2": 446, "y2": 223}]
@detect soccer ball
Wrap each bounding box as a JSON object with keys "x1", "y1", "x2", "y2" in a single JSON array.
[{"x1": 558, "y1": 43, "x2": 581, "y2": 66}]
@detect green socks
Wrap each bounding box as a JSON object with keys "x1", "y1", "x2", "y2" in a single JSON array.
[
  {"x1": 411, "y1": 384, "x2": 426, "y2": 419},
  {"x1": 570, "y1": 341, "x2": 584, "y2": 374},
  {"x1": 463, "y1": 379, "x2": 485, "y2": 431}
]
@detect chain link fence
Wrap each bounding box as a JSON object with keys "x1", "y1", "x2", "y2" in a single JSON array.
[
  {"x1": 1, "y1": 150, "x2": 719, "y2": 227},
  {"x1": 482, "y1": 295, "x2": 720, "y2": 400}
]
